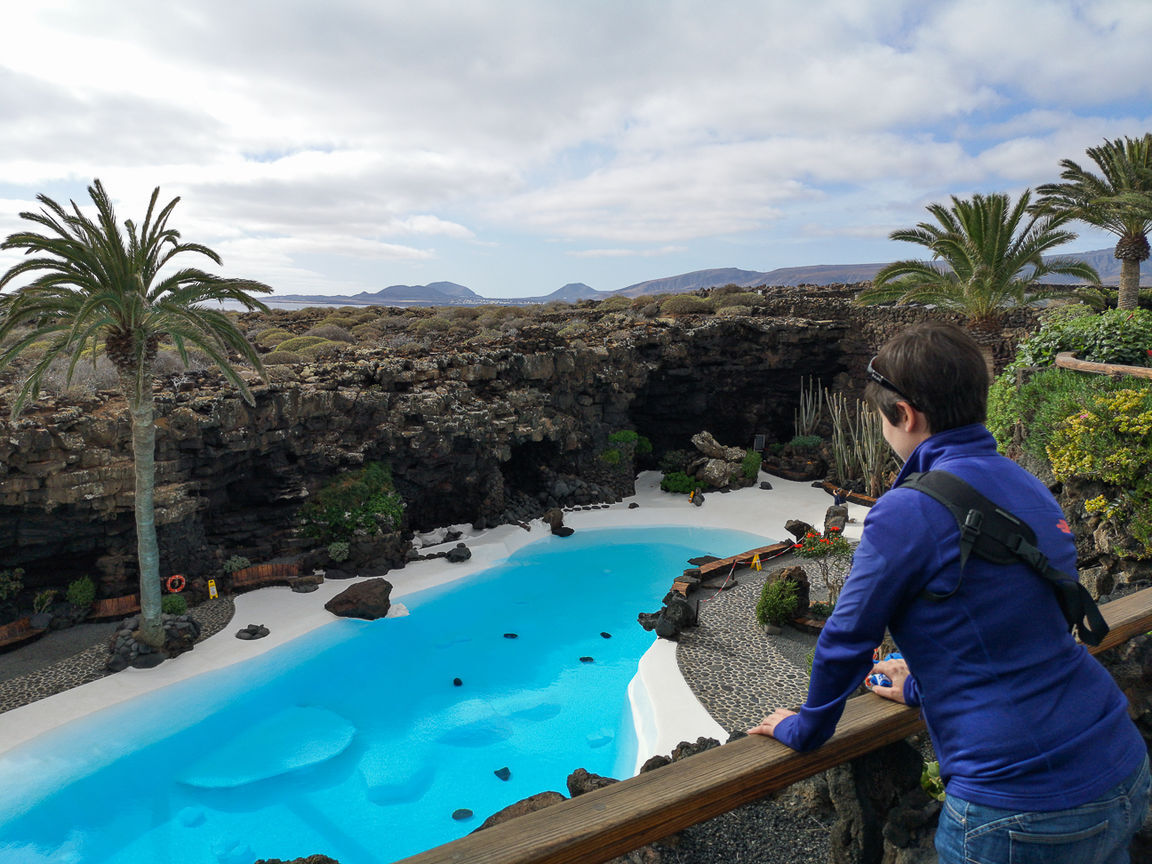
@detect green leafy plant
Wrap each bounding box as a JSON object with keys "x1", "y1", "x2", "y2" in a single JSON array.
[
  {"x1": 742, "y1": 449, "x2": 762, "y2": 479},
  {"x1": 608, "y1": 429, "x2": 653, "y2": 455},
  {"x1": 223, "y1": 555, "x2": 251, "y2": 575},
  {"x1": 921, "y1": 761, "x2": 946, "y2": 802},
  {"x1": 756, "y1": 578, "x2": 799, "y2": 628},
  {"x1": 0, "y1": 568, "x2": 24, "y2": 603},
  {"x1": 65, "y1": 576, "x2": 96, "y2": 610},
  {"x1": 161, "y1": 594, "x2": 188, "y2": 616},
  {"x1": 1011, "y1": 306, "x2": 1152, "y2": 368},
  {"x1": 807, "y1": 600, "x2": 834, "y2": 619},
  {"x1": 32, "y1": 589, "x2": 56, "y2": 614},
  {"x1": 327, "y1": 540, "x2": 351, "y2": 563},
  {"x1": 300, "y1": 461, "x2": 405, "y2": 544},
  {"x1": 794, "y1": 528, "x2": 854, "y2": 604},
  {"x1": 788, "y1": 434, "x2": 823, "y2": 451},
  {"x1": 599, "y1": 448, "x2": 622, "y2": 465},
  {"x1": 660, "y1": 470, "x2": 696, "y2": 494}
]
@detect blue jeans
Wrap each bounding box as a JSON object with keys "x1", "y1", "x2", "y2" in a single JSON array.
[{"x1": 936, "y1": 755, "x2": 1151, "y2": 864}]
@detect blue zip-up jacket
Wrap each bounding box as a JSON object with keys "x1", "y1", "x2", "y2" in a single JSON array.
[{"x1": 773, "y1": 424, "x2": 1145, "y2": 810}]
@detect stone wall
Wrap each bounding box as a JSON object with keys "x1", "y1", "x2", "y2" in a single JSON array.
[{"x1": 0, "y1": 292, "x2": 1027, "y2": 597}]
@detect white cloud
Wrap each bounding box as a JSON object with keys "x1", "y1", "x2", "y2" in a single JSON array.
[{"x1": 0, "y1": 0, "x2": 1148, "y2": 295}]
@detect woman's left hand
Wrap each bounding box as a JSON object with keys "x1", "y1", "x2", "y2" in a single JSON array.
[{"x1": 747, "y1": 707, "x2": 797, "y2": 738}]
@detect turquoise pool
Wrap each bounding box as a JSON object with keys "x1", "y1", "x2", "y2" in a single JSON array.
[{"x1": 0, "y1": 525, "x2": 767, "y2": 863}]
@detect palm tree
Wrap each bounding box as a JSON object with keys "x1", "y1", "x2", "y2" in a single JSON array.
[
  {"x1": 0, "y1": 180, "x2": 271, "y2": 647},
  {"x1": 857, "y1": 190, "x2": 1099, "y2": 328},
  {"x1": 1033, "y1": 134, "x2": 1152, "y2": 310}
]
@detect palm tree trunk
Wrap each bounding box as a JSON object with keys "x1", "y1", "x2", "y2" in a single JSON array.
[
  {"x1": 1118, "y1": 258, "x2": 1141, "y2": 310},
  {"x1": 129, "y1": 390, "x2": 165, "y2": 648}
]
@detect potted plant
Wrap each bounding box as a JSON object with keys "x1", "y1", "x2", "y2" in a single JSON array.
[{"x1": 755, "y1": 577, "x2": 799, "y2": 635}]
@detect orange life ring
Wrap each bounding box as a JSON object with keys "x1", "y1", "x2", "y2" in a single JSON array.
[{"x1": 166, "y1": 574, "x2": 186, "y2": 593}]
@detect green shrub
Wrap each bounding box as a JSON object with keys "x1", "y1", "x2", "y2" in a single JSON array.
[
  {"x1": 742, "y1": 449, "x2": 762, "y2": 479},
  {"x1": 1012, "y1": 305, "x2": 1152, "y2": 368},
  {"x1": 659, "y1": 450, "x2": 691, "y2": 473},
  {"x1": 412, "y1": 316, "x2": 452, "y2": 334},
  {"x1": 598, "y1": 295, "x2": 633, "y2": 311},
  {"x1": 660, "y1": 471, "x2": 696, "y2": 494},
  {"x1": 328, "y1": 540, "x2": 351, "y2": 562},
  {"x1": 716, "y1": 304, "x2": 752, "y2": 317},
  {"x1": 65, "y1": 576, "x2": 96, "y2": 610},
  {"x1": 607, "y1": 430, "x2": 652, "y2": 454},
  {"x1": 299, "y1": 340, "x2": 344, "y2": 360},
  {"x1": 264, "y1": 350, "x2": 303, "y2": 365},
  {"x1": 807, "y1": 600, "x2": 834, "y2": 619},
  {"x1": 306, "y1": 323, "x2": 355, "y2": 342},
  {"x1": 788, "y1": 434, "x2": 823, "y2": 450},
  {"x1": 255, "y1": 328, "x2": 294, "y2": 349},
  {"x1": 300, "y1": 461, "x2": 405, "y2": 544},
  {"x1": 162, "y1": 594, "x2": 188, "y2": 615},
  {"x1": 1048, "y1": 385, "x2": 1152, "y2": 556},
  {"x1": 660, "y1": 294, "x2": 712, "y2": 315},
  {"x1": 599, "y1": 448, "x2": 622, "y2": 466},
  {"x1": 558, "y1": 320, "x2": 589, "y2": 339},
  {"x1": 756, "y1": 578, "x2": 798, "y2": 628},
  {"x1": 987, "y1": 366, "x2": 1128, "y2": 461},
  {"x1": 277, "y1": 335, "x2": 327, "y2": 353},
  {"x1": 1081, "y1": 308, "x2": 1152, "y2": 366},
  {"x1": 0, "y1": 568, "x2": 24, "y2": 602},
  {"x1": 223, "y1": 555, "x2": 251, "y2": 575},
  {"x1": 921, "y1": 761, "x2": 945, "y2": 802}
]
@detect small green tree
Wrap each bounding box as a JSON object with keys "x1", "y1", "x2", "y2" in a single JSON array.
[{"x1": 756, "y1": 577, "x2": 799, "y2": 629}]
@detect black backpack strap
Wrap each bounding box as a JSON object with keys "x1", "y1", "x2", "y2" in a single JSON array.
[{"x1": 900, "y1": 471, "x2": 1109, "y2": 646}]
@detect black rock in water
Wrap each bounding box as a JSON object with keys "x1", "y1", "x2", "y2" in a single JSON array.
[{"x1": 494, "y1": 767, "x2": 511, "y2": 781}]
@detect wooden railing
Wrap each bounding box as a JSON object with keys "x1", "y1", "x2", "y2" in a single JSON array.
[
  {"x1": 1055, "y1": 351, "x2": 1152, "y2": 380},
  {"x1": 397, "y1": 587, "x2": 1152, "y2": 864}
]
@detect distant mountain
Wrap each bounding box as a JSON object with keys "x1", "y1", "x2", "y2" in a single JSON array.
[
  {"x1": 276, "y1": 281, "x2": 484, "y2": 306},
  {"x1": 617, "y1": 268, "x2": 770, "y2": 297},
  {"x1": 268, "y1": 249, "x2": 1151, "y2": 308}
]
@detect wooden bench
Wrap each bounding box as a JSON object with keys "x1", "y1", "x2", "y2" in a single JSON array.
[
  {"x1": 230, "y1": 562, "x2": 300, "y2": 592},
  {"x1": 89, "y1": 594, "x2": 141, "y2": 620},
  {"x1": 0, "y1": 616, "x2": 47, "y2": 650}
]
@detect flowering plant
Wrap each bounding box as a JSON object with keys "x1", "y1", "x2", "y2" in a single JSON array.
[{"x1": 793, "y1": 527, "x2": 853, "y2": 604}]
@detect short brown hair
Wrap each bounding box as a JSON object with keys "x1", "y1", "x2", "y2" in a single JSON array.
[{"x1": 865, "y1": 322, "x2": 988, "y2": 433}]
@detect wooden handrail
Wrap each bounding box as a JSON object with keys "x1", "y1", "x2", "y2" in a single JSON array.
[
  {"x1": 397, "y1": 586, "x2": 1152, "y2": 864},
  {"x1": 1054, "y1": 351, "x2": 1152, "y2": 379}
]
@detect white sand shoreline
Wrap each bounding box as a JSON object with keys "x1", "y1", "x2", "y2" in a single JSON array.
[{"x1": 0, "y1": 471, "x2": 867, "y2": 766}]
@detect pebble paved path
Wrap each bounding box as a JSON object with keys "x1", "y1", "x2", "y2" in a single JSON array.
[
  {"x1": 0, "y1": 598, "x2": 235, "y2": 714},
  {"x1": 677, "y1": 558, "x2": 822, "y2": 734}
]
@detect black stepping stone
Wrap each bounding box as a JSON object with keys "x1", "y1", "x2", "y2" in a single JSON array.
[
  {"x1": 579, "y1": 656, "x2": 594, "y2": 663},
  {"x1": 503, "y1": 633, "x2": 518, "y2": 639},
  {"x1": 452, "y1": 809, "x2": 473, "y2": 821},
  {"x1": 494, "y1": 767, "x2": 511, "y2": 781},
  {"x1": 600, "y1": 632, "x2": 612, "y2": 638},
  {"x1": 453, "y1": 678, "x2": 463, "y2": 687}
]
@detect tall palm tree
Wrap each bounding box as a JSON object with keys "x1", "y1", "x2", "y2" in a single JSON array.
[
  {"x1": 1033, "y1": 134, "x2": 1152, "y2": 310},
  {"x1": 0, "y1": 180, "x2": 271, "y2": 647},
  {"x1": 857, "y1": 190, "x2": 1099, "y2": 328}
]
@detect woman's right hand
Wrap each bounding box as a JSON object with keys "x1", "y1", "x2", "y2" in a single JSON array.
[{"x1": 866, "y1": 658, "x2": 911, "y2": 704}]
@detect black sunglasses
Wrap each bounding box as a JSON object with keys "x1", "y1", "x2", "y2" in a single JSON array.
[{"x1": 866, "y1": 356, "x2": 919, "y2": 409}]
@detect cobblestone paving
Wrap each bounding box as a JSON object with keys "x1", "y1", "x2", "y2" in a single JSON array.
[
  {"x1": 678, "y1": 560, "x2": 822, "y2": 734},
  {"x1": 0, "y1": 598, "x2": 235, "y2": 715}
]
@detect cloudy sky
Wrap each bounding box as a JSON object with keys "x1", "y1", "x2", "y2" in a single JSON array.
[{"x1": 0, "y1": 0, "x2": 1149, "y2": 299}]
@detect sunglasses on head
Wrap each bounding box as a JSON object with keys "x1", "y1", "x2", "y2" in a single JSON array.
[{"x1": 866, "y1": 356, "x2": 919, "y2": 409}]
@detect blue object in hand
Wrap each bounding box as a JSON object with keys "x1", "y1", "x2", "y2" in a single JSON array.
[{"x1": 868, "y1": 652, "x2": 902, "y2": 689}]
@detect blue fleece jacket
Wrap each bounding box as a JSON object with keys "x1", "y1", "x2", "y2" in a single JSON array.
[{"x1": 773, "y1": 423, "x2": 1145, "y2": 811}]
